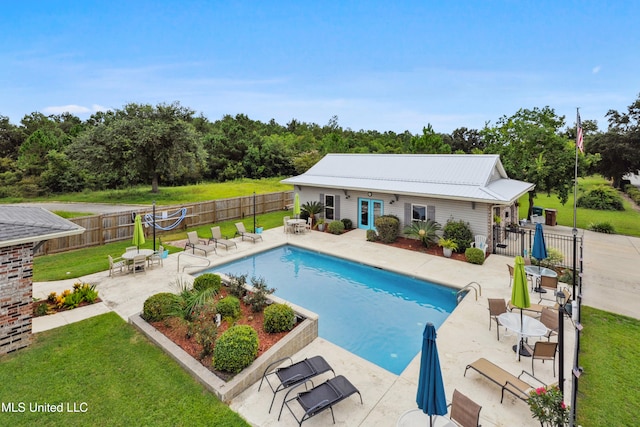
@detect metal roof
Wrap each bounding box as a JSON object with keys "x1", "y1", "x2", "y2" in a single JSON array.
[
  {"x1": 282, "y1": 153, "x2": 534, "y2": 203},
  {"x1": 0, "y1": 206, "x2": 85, "y2": 248}
]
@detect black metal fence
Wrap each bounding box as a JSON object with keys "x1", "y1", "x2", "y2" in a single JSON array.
[{"x1": 491, "y1": 225, "x2": 582, "y2": 269}]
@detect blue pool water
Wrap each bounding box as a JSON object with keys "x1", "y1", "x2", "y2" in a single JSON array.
[{"x1": 198, "y1": 246, "x2": 457, "y2": 374}]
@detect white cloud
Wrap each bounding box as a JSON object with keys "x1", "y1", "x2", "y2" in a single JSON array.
[
  {"x1": 42, "y1": 104, "x2": 91, "y2": 115},
  {"x1": 592, "y1": 65, "x2": 601, "y2": 74}
]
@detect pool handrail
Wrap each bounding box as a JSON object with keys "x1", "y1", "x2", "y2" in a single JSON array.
[
  {"x1": 177, "y1": 252, "x2": 211, "y2": 272},
  {"x1": 457, "y1": 281, "x2": 482, "y2": 303}
]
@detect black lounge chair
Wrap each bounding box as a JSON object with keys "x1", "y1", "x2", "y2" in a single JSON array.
[
  {"x1": 279, "y1": 375, "x2": 363, "y2": 426},
  {"x1": 259, "y1": 356, "x2": 335, "y2": 413}
]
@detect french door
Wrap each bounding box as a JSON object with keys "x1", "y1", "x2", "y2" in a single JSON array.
[{"x1": 358, "y1": 198, "x2": 383, "y2": 229}]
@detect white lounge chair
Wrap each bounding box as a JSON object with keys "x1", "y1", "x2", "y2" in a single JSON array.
[
  {"x1": 209, "y1": 226, "x2": 237, "y2": 250},
  {"x1": 185, "y1": 231, "x2": 216, "y2": 256}
]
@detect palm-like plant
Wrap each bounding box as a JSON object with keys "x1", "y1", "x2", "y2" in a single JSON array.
[
  {"x1": 403, "y1": 219, "x2": 442, "y2": 247},
  {"x1": 301, "y1": 201, "x2": 324, "y2": 222}
]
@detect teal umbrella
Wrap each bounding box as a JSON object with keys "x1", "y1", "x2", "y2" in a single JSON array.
[
  {"x1": 132, "y1": 214, "x2": 146, "y2": 252},
  {"x1": 416, "y1": 323, "x2": 447, "y2": 427},
  {"x1": 531, "y1": 223, "x2": 548, "y2": 292},
  {"x1": 293, "y1": 193, "x2": 301, "y2": 218},
  {"x1": 511, "y1": 255, "x2": 531, "y2": 360}
]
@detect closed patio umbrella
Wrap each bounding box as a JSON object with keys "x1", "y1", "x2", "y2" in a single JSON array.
[
  {"x1": 293, "y1": 193, "x2": 301, "y2": 219},
  {"x1": 511, "y1": 255, "x2": 531, "y2": 360},
  {"x1": 531, "y1": 223, "x2": 548, "y2": 292},
  {"x1": 132, "y1": 214, "x2": 146, "y2": 252},
  {"x1": 416, "y1": 323, "x2": 447, "y2": 427}
]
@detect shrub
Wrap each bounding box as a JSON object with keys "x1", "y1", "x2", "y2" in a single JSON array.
[
  {"x1": 341, "y1": 218, "x2": 353, "y2": 230},
  {"x1": 75, "y1": 283, "x2": 99, "y2": 303},
  {"x1": 465, "y1": 247, "x2": 485, "y2": 265},
  {"x1": 328, "y1": 220, "x2": 345, "y2": 235},
  {"x1": 589, "y1": 221, "x2": 615, "y2": 234},
  {"x1": 63, "y1": 291, "x2": 83, "y2": 309},
  {"x1": 193, "y1": 305, "x2": 218, "y2": 360},
  {"x1": 624, "y1": 184, "x2": 640, "y2": 204},
  {"x1": 403, "y1": 219, "x2": 442, "y2": 247},
  {"x1": 244, "y1": 276, "x2": 275, "y2": 313},
  {"x1": 216, "y1": 296, "x2": 240, "y2": 320},
  {"x1": 366, "y1": 229, "x2": 377, "y2": 241},
  {"x1": 374, "y1": 215, "x2": 400, "y2": 243},
  {"x1": 226, "y1": 273, "x2": 248, "y2": 298},
  {"x1": 33, "y1": 301, "x2": 49, "y2": 317},
  {"x1": 142, "y1": 292, "x2": 177, "y2": 322},
  {"x1": 213, "y1": 325, "x2": 259, "y2": 373},
  {"x1": 264, "y1": 303, "x2": 296, "y2": 333},
  {"x1": 537, "y1": 247, "x2": 564, "y2": 269},
  {"x1": 443, "y1": 219, "x2": 474, "y2": 252},
  {"x1": 193, "y1": 273, "x2": 222, "y2": 293},
  {"x1": 576, "y1": 187, "x2": 624, "y2": 211}
]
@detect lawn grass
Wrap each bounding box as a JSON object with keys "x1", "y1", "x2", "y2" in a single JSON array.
[
  {"x1": 519, "y1": 175, "x2": 640, "y2": 237},
  {"x1": 33, "y1": 210, "x2": 292, "y2": 282},
  {"x1": 0, "y1": 312, "x2": 249, "y2": 427},
  {"x1": 577, "y1": 306, "x2": 640, "y2": 426}
]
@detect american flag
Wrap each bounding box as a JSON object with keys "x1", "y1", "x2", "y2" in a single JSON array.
[{"x1": 576, "y1": 110, "x2": 584, "y2": 153}]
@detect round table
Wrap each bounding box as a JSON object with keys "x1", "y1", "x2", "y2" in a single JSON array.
[
  {"x1": 121, "y1": 249, "x2": 155, "y2": 260},
  {"x1": 524, "y1": 265, "x2": 557, "y2": 293},
  {"x1": 396, "y1": 409, "x2": 455, "y2": 427},
  {"x1": 287, "y1": 219, "x2": 307, "y2": 233},
  {"x1": 498, "y1": 312, "x2": 548, "y2": 359}
]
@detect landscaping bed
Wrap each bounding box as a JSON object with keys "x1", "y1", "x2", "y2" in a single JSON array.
[{"x1": 379, "y1": 237, "x2": 475, "y2": 262}]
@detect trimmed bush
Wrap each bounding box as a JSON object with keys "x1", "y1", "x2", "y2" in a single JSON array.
[
  {"x1": 328, "y1": 220, "x2": 345, "y2": 235},
  {"x1": 366, "y1": 229, "x2": 377, "y2": 241},
  {"x1": 341, "y1": 218, "x2": 353, "y2": 230},
  {"x1": 264, "y1": 303, "x2": 296, "y2": 333},
  {"x1": 142, "y1": 292, "x2": 177, "y2": 322},
  {"x1": 538, "y1": 247, "x2": 564, "y2": 269},
  {"x1": 588, "y1": 221, "x2": 615, "y2": 234},
  {"x1": 374, "y1": 215, "x2": 400, "y2": 243},
  {"x1": 443, "y1": 219, "x2": 474, "y2": 252},
  {"x1": 624, "y1": 184, "x2": 640, "y2": 205},
  {"x1": 193, "y1": 273, "x2": 222, "y2": 293},
  {"x1": 216, "y1": 296, "x2": 240, "y2": 319},
  {"x1": 577, "y1": 187, "x2": 624, "y2": 211},
  {"x1": 465, "y1": 247, "x2": 485, "y2": 265},
  {"x1": 213, "y1": 325, "x2": 259, "y2": 373}
]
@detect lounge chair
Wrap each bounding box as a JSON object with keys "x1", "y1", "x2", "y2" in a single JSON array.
[
  {"x1": 208, "y1": 226, "x2": 237, "y2": 251},
  {"x1": 531, "y1": 341, "x2": 558, "y2": 377},
  {"x1": 259, "y1": 356, "x2": 335, "y2": 413},
  {"x1": 279, "y1": 375, "x2": 363, "y2": 426},
  {"x1": 449, "y1": 389, "x2": 482, "y2": 427},
  {"x1": 464, "y1": 358, "x2": 545, "y2": 403},
  {"x1": 235, "y1": 222, "x2": 263, "y2": 243},
  {"x1": 488, "y1": 298, "x2": 507, "y2": 340},
  {"x1": 108, "y1": 255, "x2": 126, "y2": 277},
  {"x1": 184, "y1": 231, "x2": 216, "y2": 256}
]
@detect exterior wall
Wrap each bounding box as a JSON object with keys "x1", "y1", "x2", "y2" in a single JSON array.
[
  {"x1": 294, "y1": 186, "x2": 496, "y2": 237},
  {"x1": 0, "y1": 243, "x2": 34, "y2": 355}
]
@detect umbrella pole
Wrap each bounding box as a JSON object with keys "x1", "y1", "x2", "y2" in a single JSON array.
[
  {"x1": 153, "y1": 201, "x2": 156, "y2": 252},
  {"x1": 430, "y1": 414, "x2": 433, "y2": 427}
]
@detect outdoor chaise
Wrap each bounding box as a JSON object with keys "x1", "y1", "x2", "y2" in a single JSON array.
[
  {"x1": 184, "y1": 231, "x2": 216, "y2": 256},
  {"x1": 259, "y1": 356, "x2": 335, "y2": 413},
  {"x1": 464, "y1": 358, "x2": 545, "y2": 403},
  {"x1": 234, "y1": 222, "x2": 263, "y2": 243},
  {"x1": 279, "y1": 374, "x2": 363, "y2": 426},
  {"x1": 208, "y1": 226, "x2": 237, "y2": 251}
]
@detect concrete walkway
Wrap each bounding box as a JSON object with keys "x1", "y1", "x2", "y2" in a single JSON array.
[{"x1": 32, "y1": 225, "x2": 640, "y2": 426}]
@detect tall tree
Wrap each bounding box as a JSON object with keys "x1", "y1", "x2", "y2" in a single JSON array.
[
  {"x1": 589, "y1": 94, "x2": 640, "y2": 187},
  {"x1": 482, "y1": 107, "x2": 578, "y2": 218},
  {"x1": 408, "y1": 124, "x2": 451, "y2": 154}
]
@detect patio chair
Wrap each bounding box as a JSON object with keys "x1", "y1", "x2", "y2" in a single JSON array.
[
  {"x1": 538, "y1": 275, "x2": 559, "y2": 303},
  {"x1": 464, "y1": 358, "x2": 546, "y2": 403},
  {"x1": 125, "y1": 246, "x2": 137, "y2": 252},
  {"x1": 234, "y1": 222, "x2": 263, "y2": 243},
  {"x1": 473, "y1": 235, "x2": 488, "y2": 254},
  {"x1": 539, "y1": 307, "x2": 559, "y2": 341},
  {"x1": 131, "y1": 254, "x2": 147, "y2": 275},
  {"x1": 507, "y1": 300, "x2": 545, "y2": 317},
  {"x1": 531, "y1": 341, "x2": 558, "y2": 377},
  {"x1": 148, "y1": 245, "x2": 164, "y2": 267},
  {"x1": 184, "y1": 231, "x2": 216, "y2": 256},
  {"x1": 259, "y1": 355, "x2": 335, "y2": 413},
  {"x1": 449, "y1": 389, "x2": 482, "y2": 427},
  {"x1": 279, "y1": 374, "x2": 363, "y2": 426},
  {"x1": 208, "y1": 226, "x2": 237, "y2": 251},
  {"x1": 108, "y1": 255, "x2": 126, "y2": 277},
  {"x1": 283, "y1": 216, "x2": 294, "y2": 234},
  {"x1": 488, "y1": 298, "x2": 507, "y2": 340},
  {"x1": 507, "y1": 264, "x2": 514, "y2": 287}
]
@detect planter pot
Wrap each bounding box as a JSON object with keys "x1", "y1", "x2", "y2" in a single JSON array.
[
  {"x1": 161, "y1": 250, "x2": 169, "y2": 259},
  {"x1": 317, "y1": 224, "x2": 325, "y2": 232},
  {"x1": 443, "y1": 248, "x2": 453, "y2": 258},
  {"x1": 255, "y1": 227, "x2": 264, "y2": 234}
]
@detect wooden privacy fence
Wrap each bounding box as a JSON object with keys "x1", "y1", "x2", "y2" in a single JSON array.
[{"x1": 36, "y1": 191, "x2": 293, "y2": 256}]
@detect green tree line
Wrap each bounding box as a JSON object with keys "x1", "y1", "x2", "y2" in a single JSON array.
[{"x1": 1, "y1": 95, "x2": 639, "y2": 202}]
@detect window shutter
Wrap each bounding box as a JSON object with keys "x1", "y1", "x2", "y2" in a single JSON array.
[
  {"x1": 335, "y1": 195, "x2": 340, "y2": 219},
  {"x1": 427, "y1": 205, "x2": 436, "y2": 222},
  {"x1": 319, "y1": 193, "x2": 324, "y2": 217},
  {"x1": 404, "y1": 203, "x2": 411, "y2": 225}
]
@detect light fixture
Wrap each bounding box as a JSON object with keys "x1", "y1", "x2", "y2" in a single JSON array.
[
  {"x1": 345, "y1": 195, "x2": 350, "y2": 199},
  {"x1": 389, "y1": 200, "x2": 394, "y2": 205},
  {"x1": 555, "y1": 290, "x2": 566, "y2": 397},
  {"x1": 367, "y1": 192, "x2": 372, "y2": 197}
]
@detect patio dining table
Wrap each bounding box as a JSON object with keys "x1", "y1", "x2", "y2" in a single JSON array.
[
  {"x1": 498, "y1": 312, "x2": 548, "y2": 359},
  {"x1": 287, "y1": 219, "x2": 307, "y2": 234}
]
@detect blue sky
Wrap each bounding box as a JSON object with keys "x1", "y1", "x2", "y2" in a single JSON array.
[{"x1": 1, "y1": 1, "x2": 638, "y2": 133}]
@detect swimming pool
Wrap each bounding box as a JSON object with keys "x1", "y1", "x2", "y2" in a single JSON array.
[{"x1": 198, "y1": 245, "x2": 458, "y2": 374}]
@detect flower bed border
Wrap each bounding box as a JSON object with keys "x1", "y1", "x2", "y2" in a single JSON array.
[{"x1": 129, "y1": 295, "x2": 318, "y2": 403}]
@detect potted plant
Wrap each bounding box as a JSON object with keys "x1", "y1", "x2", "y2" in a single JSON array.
[
  {"x1": 255, "y1": 219, "x2": 263, "y2": 234},
  {"x1": 315, "y1": 217, "x2": 326, "y2": 232},
  {"x1": 438, "y1": 238, "x2": 458, "y2": 258}
]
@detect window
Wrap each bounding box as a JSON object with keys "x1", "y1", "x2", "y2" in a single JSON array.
[
  {"x1": 324, "y1": 194, "x2": 335, "y2": 220},
  {"x1": 412, "y1": 204, "x2": 426, "y2": 221}
]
